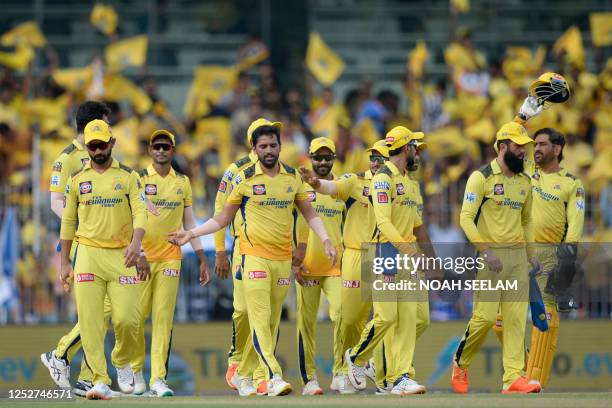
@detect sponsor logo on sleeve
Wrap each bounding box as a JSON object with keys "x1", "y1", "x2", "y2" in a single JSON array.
[
  {"x1": 396, "y1": 183, "x2": 405, "y2": 195},
  {"x1": 51, "y1": 175, "x2": 60, "y2": 186},
  {"x1": 253, "y1": 184, "x2": 266, "y2": 195},
  {"x1": 494, "y1": 183, "x2": 504, "y2": 195},
  {"x1": 218, "y1": 180, "x2": 227, "y2": 193},
  {"x1": 377, "y1": 192, "x2": 388, "y2": 203},
  {"x1": 79, "y1": 181, "x2": 92, "y2": 194},
  {"x1": 77, "y1": 273, "x2": 95, "y2": 282},
  {"x1": 119, "y1": 276, "x2": 141, "y2": 285},
  {"x1": 163, "y1": 269, "x2": 180, "y2": 277},
  {"x1": 52, "y1": 162, "x2": 62, "y2": 172},
  {"x1": 248, "y1": 270, "x2": 267, "y2": 279},
  {"x1": 234, "y1": 175, "x2": 242, "y2": 185},
  {"x1": 145, "y1": 184, "x2": 157, "y2": 195},
  {"x1": 277, "y1": 278, "x2": 290, "y2": 286},
  {"x1": 576, "y1": 199, "x2": 585, "y2": 211},
  {"x1": 465, "y1": 192, "x2": 476, "y2": 203},
  {"x1": 374, "y1": 181, "x2": 390, "y2": 190},
  {"x1": 576, "y1": 187, "x2": 585, "y2": 198}
]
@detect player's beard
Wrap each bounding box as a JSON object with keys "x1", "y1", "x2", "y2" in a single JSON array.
[
  {"x1": 534, "y1": 150, "x2": 551, "y2": 166},
  {"x1": 504, "y1": 150, "x2": 524, "y2": 174},
  {"x1": 91, "y1": 150, "x2": 112, "y2": 165},
  {"x1": 259, "y1": 152, "x2": 279, "y2": 169},
  {"x1": 406, "y1": 153, "x2": 417, "y2": 171},
  {"x1": 313, "y1": 162, "x2": 332, "y2": 177}
]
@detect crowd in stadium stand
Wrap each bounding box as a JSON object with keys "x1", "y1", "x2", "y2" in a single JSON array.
[{"x1": 0, "y1": 14, "x2": 611, "y2": 324}]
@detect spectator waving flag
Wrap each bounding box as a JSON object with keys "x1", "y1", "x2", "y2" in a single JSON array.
[
  {"x1": 105, "y1": 35, "x2": 148, "y2": 72},
  {"x1": 306, "y1": 32, "x2": 345, "y2": 86}
]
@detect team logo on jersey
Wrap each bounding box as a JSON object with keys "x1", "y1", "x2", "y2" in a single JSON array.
[
  {"x1": 163, "y1": 269, "x2": 180, "y2": 277},
  {"x1": 362, "y1": 186, "x2": 370, "y2": 197},
  {"x1": 377, "y1": 192, "x2": 388, "y2": 203},
  {"x1": 253, "y1": 184, "x2": 266, "y2": 195},
  {"x1": 176, "y1": 188, "x2": 183, "y2": 195},
  {"x1": 51, "y1": 175, "x2": 60, "y2": 186},
  {"x1": 114, "y1": 183, "x2": 123, "y2": 191},
  {"x1": 277, "y1": 278, "x2": 290, "y2": 286},
  {"x1": 145, "y1": 184, "x2": 157, "y2": 195},
  {"x1": 287, "y1": 186, "x2": 294, "y2": 193},
  {"x1": 218, "y1": 180, "x2": 227, "y2": 193},
  {"x1": 465, "y1": 192, "x2": 476, "y2": 203},
  {"x1": 81, "y1": 158, "x2": 90, "y2": 166},
  {"x1": 396, "y1": 183, "x2": 405, "y2": 195},
  {"x1": 308, "y1": 191, "x2": 316, "y2": 202},
  {"x1": 77, "y1": 273, "x2": 95, "y2": 282},
  {"x1": 532, "y1": 172, "x2": 540, "y2": 180},
  {"x1": 119, "y1": 276, "x2": 140, "y2": 285},
  {"x1": 248, "y1": 270, "x2": 267, "y2": 279},
  {"x1": 576, "y1": 188, "x2": 585, "y2": 197},
  {"x1": 553, "y1": 184, "x2": 561, "y2": 190},
  {"x1": 494, "y1": 184, "x2": 504, "y2": 195},
  {"x1": 374, "y1": 181, "x2": 390, "y2": 190},
  {"x1": 520, "y1": 189, "x2": 526, "y2": 196},
  {"x1": 79, "y1": 181, "x2": 92, "y2": 194},
  {"x1": 343, "y1": 280, "x2": 361, "y2": 288},
  {"x1": 52, "y1": 162, "x2": 62, "y2": 172}
]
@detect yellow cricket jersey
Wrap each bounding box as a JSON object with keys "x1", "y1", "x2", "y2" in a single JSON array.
[
  {"x1": 530, "y1": 168, "x2": 585, "y2": 243},
  {"x1": 333, "y1": 170, "x2": 377, "y2": 249},
  {"x1": 227, "y1": 161, "x2": 310, "y2": 261},
  {"x1": 60, "y1": 159, "x2": 147, "y2": 248},
  {"x1": 140, "y1": 164, "x2": 193, "y2": 261},
  {"x1": 460, "y1": 159, "x2": 534, "y2": 249},
  {"x1": 49, "y1": 140, "x2": 90, "y2": 193},
  {"x1": 213, "y1": 152, "x2": 258, "y2": 251},
  {"x1": 297, "y1": 176, "x2": 345, "y2": 276},
  {"x1": 371, "y1": 162, "x2": 422, "y2": 243}
]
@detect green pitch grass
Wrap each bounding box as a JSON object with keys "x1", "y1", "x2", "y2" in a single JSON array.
[{"x1": 3, "y1": 393, "x2": 611, "y2": 408}]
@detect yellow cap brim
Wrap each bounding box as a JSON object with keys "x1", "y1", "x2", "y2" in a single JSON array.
[
  {"x1": 508, "y1": 135, "x2": 533, "y2": 145},
  {"x1": 367, "y1": 146, "x2": 389, "y2": 157},
  {"x1": 150, "y1": 129, "x2": 176, "y2": 146}
]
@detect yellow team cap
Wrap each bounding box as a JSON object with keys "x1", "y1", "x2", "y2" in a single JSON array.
[
  {"x1": 309, "y1": 137, "x2": 336, "y2": 154},
  {"x1": 495, "y1": 122, "x2": 533, "y2": 145},
  {"x1": 84, "y1": 119, "x2": 112, "y2": 144},
  {"x1": 366, "y1": 140, "x2": 389, "y2": 158},
  {"x1": 384, "y1": 126, "x2": 425, "y2": 150},
  {"x1": 247, "y1": 118, "x2": 283, "y2": 146},
  {"x1": 150, "y1": 129, "x2": 176, "y2": 146}
]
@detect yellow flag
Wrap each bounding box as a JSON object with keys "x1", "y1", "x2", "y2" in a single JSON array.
[
  {"x1": 237, "y1": 39, "x2": 269, "y2": 71},
  {"x1": 590, "y1": 13, "x2": 612, "y2": 47},
  {"x1": 408, "y1": 41, "x2": 428, "y2": 79},
  {"x1": 0, "y1": 44, "x2": 34, "y2": 72},
  {"x1": 103, "y1": 74, "x2": 152, "y2": 114},
  {"x1": 111, "y1": 117, "x2": 140, "y2": 165},
  {"x1": 195, "y1": 117, "x2": 232, "y2": 174},
  {"x1": 306, "y1": 32, "x2": 345, "y2": 86},
  {"x1": 451, "y1": 0, "x2": 470, "y2": 13},
  {"x1": 1, "y1": 21, "x2": 46, "y2": 48},
  {"x1": 553, "y1": 26, "x2": 585, "y2": 69},
  {"x1": 184, "y1": 65, "x2": 237, "y2": 119},
  {"x1": 105, "y1": 35, "x2": 148, "y2": 72},
  {"x1": 90, "y1": 3, "x2": 118, "y2": 37},
  {"x1": 52, "y1": 67, "x2": 93, "y2": 93}
]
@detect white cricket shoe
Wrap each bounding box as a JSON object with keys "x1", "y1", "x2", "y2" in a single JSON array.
[
  {"x1": 330, "y1": 374, "x2": 343, "y2": 392},
  {"x1": 133, "y1": 371, "x2": 146, "y2": 395},
  {"x1": 231, "y1": 374, "x2": 256, "y2": 397},
  {"x1": 375, "y1": 384, "x2": 392, "y2": 395},
  {"x1": 345, "y1": 349, "x2": 367, "y2": 390},
  {"x1": 40, "y1": 350, "x2": 70, "y2": 388},
  {"x1": 391, "y1": 375, "x2": 426, "y2": 395},
  {"x1": 268, "y1": 374, "x2": 292, "y2": 396},
  {"x1": 302, "y1": 377, "x2": 323, "y2": 395},
  {"x1": 86, "y1": 383, "x2": 113, "y2": 400},
  {"x1": 365, "y1": 359, "x2": 376, "y2": 383},
  {"x1": 115, "y1": 364, "x2": 135, "y2": 394},
  {"x1": 150, "y1": 378, "x2": 174, "y2": 397},
  {"x1": 73, "y1": 380, "x2": 92, "y2": 397},
  {"x1": 338, "y1": 375, "x2": 357, "y2": 395}
]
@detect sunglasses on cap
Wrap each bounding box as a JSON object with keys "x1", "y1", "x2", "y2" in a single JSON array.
[
  {"x1": 152, "y1": 143, "x2": 173, "y2": 151},
  {"x1": 369, "y1": 155, "x2": 386, "y2": 163},
  {"x1": 86, "y1": 141, "x2": 110, "y2": 151},
  {"x1": 311, "y1": 154, "x2": 336, "y2": 162}
]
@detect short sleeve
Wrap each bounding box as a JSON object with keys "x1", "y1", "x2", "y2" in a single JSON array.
[{"x1": 183, "y1": 176, "x2": 193, "y2": 207}]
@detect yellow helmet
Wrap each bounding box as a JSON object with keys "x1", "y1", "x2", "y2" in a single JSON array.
[{"x1": 528, "y1": 72, "x2": 571, "y2": 106}]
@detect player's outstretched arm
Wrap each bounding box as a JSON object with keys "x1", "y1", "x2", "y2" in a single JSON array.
[
  {"x1": 298, "y1": 166, "x2": 338, "y2": 195},
  {"x1": 168, "y1": 203, "x2": 240, "y2": 246}
]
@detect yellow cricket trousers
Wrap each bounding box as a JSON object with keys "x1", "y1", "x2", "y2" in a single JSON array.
[
  {"x1": 237, "y1": 255, "x2": 291, "y2": 379},
  {"x1": 131, "y1": 260, "x2": 181, "y2": 386},
  {"x1": 73, "y1": 244, "x2": 142, "y2": 385},
  {"x1": 296, "y1": 275, "x2": 342, "y2": 384},
  {"x1": 454, "y1": 247, "x2": 529, "y2": 388},
  {"x1": 227, "y1": 237, "x2": 250, "y2": 366}
]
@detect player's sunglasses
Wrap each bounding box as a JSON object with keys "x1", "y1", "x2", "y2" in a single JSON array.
[
  {"x1": 152, "y1": 143, "x2": 173, "y2": 151},
  {"x1": 369, "y1": 155, "x2": 386, "y2": 163},
  {"x1": 311, "y1": 154, "x2": 336, "y2": 162},
  {"x1": 86, "y1": 141, "x2": 110, "y2": 151}
]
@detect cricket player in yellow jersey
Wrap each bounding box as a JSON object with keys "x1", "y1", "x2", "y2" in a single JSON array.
[
  {"x1": 130, "y1": 130, "x2": 210, "y2": 397},
  {"x1": 299, "y1": 140, "x2": 389, "y2": 394},
  {"x1": 41, "y1": 101, "x2": 114, "y2": 396},
  {"x1": 212, "y1": 123, "x2": 259, "y2": 390},
  {"x1": 169, "y1": 119, "x2": 337, "y2": 397},
  {"x1": 452, "y1": 121, "x2": 541, "y2": 394},
  {"x1": 525, "y1": 128, "x2": 585, "y2": 388},
  {"x1": 60, "y1": 120, "x2": 147, "y2": 400},
  {"x1": 345, "y1": 126, "x2": 428, "y2": 395},
  {"x1": 293, "y1": 137, "x2": 345, "y2": 395}
]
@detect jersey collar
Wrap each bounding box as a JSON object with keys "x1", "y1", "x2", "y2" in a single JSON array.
[
  {"x1": 490, "y1": 158, "x2": 502, "y2": 175},
  {"x1": 147, "y1": 164, "x2": 176, "y2": 177},
  {"x1": 73, "y1": 139, "x2": 84, "y2": 151},
  {"x1": 365, "y1": 169, "x2": 373, "y2": 179},
  {"x1": 254, "y1": 161, "x2": 290, "y2": 176},
  {"x1": 84, "y1": 158, "x2": 120, "y2": 171}
]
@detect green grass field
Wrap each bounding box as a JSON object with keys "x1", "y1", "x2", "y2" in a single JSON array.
[{"x1": 3, "y1": 393, "x2": 611, "y2": 408}]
